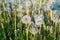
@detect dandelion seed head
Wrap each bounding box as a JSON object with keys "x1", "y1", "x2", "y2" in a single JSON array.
[
  {"x1": 35, "y1": 18, "x2": 44, "y2": 26},
  {"x1": 54, "y1": 10, "x2": 60, "y2": 15},
  {"x1": 34, "y1": 14, "x2": 44, "y2": 20},
  {"x1": 50, "y1": 2, "x2": 57, "y2": 10},
  {"x1": 52, "y1": 16, "x2": 59, "y2": 22},
  {"x1": 29, "y1": 22, "x2": 38, "y2": 34},
  {"x1": 22, "y1": 15, "x2": 31, "y2": 24},
  {"x1": 6, "y1": 7, "x2": 11, "y2": 12},
  {"x1": 42, "y1": 2, "x2": 52, "y2": 11},
  {"x1": 39, "y1": 14, "x2": 44, "y2": 19},
  {"x1": 34, "y1": 14, "x2": 44, "y2": 25}
]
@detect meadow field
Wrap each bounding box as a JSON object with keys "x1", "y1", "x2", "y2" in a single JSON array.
[{"x1": 0, "y1": 0, "x2": 60, "y2": 40}]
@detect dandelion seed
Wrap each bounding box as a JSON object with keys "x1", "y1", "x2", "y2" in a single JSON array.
[
  {"x1": 22, "y1": 15, "x2": 31, "y2": 24},
  {"x1": 29, "y1": 22, "x2": 38, "y2": 34}
]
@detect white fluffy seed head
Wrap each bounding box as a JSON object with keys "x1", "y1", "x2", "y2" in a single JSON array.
[
  {"x1": 34, "y1": 14, "x2": 44, "y2": 26},
  {"x1": 29, "y1": 22, "x2": 38, "y2": 34},
  {"x1": 35, "y1": 18, "x2": 44, "y2": 26},
  {"x1": 52, "y1": 16, "x2": 59, "y2": 22},
  {"x1": 22, "y1": 15, "x2": 31, "y2": 24},
  {"x1": 54, "y1": 10, "x2": 60, "y2": 16}
]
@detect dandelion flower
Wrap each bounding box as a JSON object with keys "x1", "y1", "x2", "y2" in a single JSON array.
[
  {"x1": 34, "y1": 14, "x2": 44, "y2": 26},
  {"x1": 52, "y1": 16, "x2": 59, "y2": 22},
  {"x1": 35, "y1": 18, "x2": 44, "y2": 26},
  {"x1": 6, "y1": 7, "x2": 11, "y2": 12},
  {"x1": 51, "y1": 10, "x2": 60, "y2": 22},
  {"x1": 39, "y1": 14, "x2": 44, "y2": 19},
  {"x1": 50, "y1": 2, "x2": 57, "y2": 10},
  {"x1": 34, "y1": 14, "x2": 44, "y2": 19},
  {"x1": 54, "y1": 10, "x2": 60, "y2": 16},
  {"x1": 29, "y1": 22, "x2": 38, "y2": 34},
  {"x1": 22, "y1": 15, "x2": 31, "y2": 24},
  {"x1": 42, "y1": 2, "x2": 51, "y2": 11}
]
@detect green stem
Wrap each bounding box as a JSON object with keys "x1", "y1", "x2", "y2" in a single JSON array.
[
  {"x1": 44, "y1": 36, "x2": 46, "y2": 40},
  {"x1": 13, "y1": 9, "x2": 17, "y2": 40},
  {"x1": 33, "y1": 34, "x2": 35, "y2": 40},
  {"x1": 15, "y1": 12, "x2": 17, "y2": 40},
  {"x1": 20, "y1": 17, "x2": 23, "y2": 40},
  {"x1": 40, "y1": 25, "x2": 42, "y2": 40},
  {"x1": 1, "y1": 23, "x2": 6, "y2": 40},
  {"x1": 25, "y1": 24, "x2": 28, "y2": 40},
  {"x1": 54, "y1": 22, "x2": 57, "y2": 40}
]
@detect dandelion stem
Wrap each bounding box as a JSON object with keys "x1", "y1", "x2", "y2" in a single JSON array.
[
  {"x1": 33, "y1": 34, "x2": 35, "y2": 40},
  {"x1": 54, "y1": 22, "x2": 57, "y2": 40},
  {"x1": 12, "y1": 9, "x2": 17, "y2": 40},
  {"x1": 25, "y1": 24, "x2": 28, "y2": 40}
]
